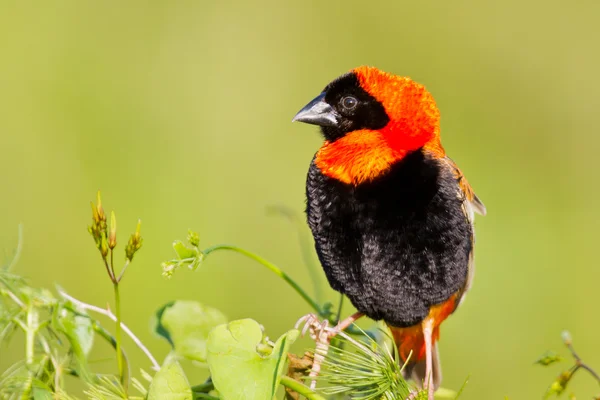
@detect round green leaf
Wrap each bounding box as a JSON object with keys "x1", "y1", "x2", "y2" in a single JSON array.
[
  {"x1": 207, "y1": 319, "x2": 299, "y2": 400},
  {"x1": 153, "y1": 300, "x2": 227, "y2": 362},
  {"x1": 148, "y1": 359, "x2": 192, "y2": 400}
]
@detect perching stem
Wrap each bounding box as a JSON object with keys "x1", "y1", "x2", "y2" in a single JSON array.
[
  {"x1": 201, "y1": 244, "x2": 368, "y2": 337},
  {"x1": 202, "y1": 244, "x2": 324, "y2": 316}
]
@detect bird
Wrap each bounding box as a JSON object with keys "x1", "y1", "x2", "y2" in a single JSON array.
[{"x1": 292, "y1": 66, "x2": 486, "y2": 399}]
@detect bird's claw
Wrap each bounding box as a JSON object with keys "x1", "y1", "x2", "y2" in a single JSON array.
[
  {"x1": 294, "y1": 313, "x2": 336, "y2": 390},
  {"x1": 295, "y1": 313, "x2": 332, "y2": 341}
]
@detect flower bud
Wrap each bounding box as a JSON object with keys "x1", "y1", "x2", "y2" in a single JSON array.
[
  {"x1": 125, "y1": 220, "x2": 143, "y2": 261},
  {"x1": 187, "y1": 230, "x2": 200, "y2": 247},
  {"x1": 108, "y1": 211, "x2": 117, "y2": 249}
]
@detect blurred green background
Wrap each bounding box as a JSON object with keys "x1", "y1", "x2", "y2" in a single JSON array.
[{"x1": 1, "y1": 1, "x2": 599, "y2": 398}]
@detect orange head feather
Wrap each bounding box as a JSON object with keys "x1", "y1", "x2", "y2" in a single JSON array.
[{"x1": 294, "y1": 66, "x2": 445, "y2": 185}]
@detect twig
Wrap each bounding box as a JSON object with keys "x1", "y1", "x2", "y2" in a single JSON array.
[
  {"x1": 58, "y1": 289, "x2": 160, "y2": 371},
  {"x1": 102, "y1": 257, "x2": 116, "y2": 283},
  {"x1": 335, "y1": 293, "x2": 344, "y2": 323},
  {"x1": 117, "y1": 260, "x2": 131, "y2": 284},
  {"x1": 202, "y1": 244, "x2": 324, "y2": 316},
  {"x1": 1, "y1": 287, "x2": 25, "y2": 309},
  {"x1": 564, "y1": 333, "x2": 600, "y2": 384},
  {"x1": 266, "y1": 205, "x2": 324, "y2": 303}
]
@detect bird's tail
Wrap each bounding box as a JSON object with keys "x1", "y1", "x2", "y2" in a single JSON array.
[{"x1": 389, "y1": 325, "x2": 442, "y2": 390}]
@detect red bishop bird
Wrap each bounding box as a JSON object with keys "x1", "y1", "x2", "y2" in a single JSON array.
[{"x1": 293, "y1": 66, "x2": 486, "y2": 399}]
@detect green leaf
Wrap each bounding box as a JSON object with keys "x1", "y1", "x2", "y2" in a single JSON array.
[
  {"x1": 32, "y1": 387, "x2": 54, "y2": 400},
  {"x1": 148, "y1": 359, "x2": 192, "y2": 400},
  {"x1": 152, "y1": 300, "x2": 227, "y2": 362},
  {"x1": 162, "y1": 239, "x2": 204, "y2": 277},
  {"x1": 173, "y1": 240, "x2": 198, "y2": 260},
  {"x1": 535, "y1": 351, "x2": 564, "y2": 366},
  {"x1": 53, "y1": 303, "x2": 94, "y2": 382},
  {"x1": 206, "y1": 319, "x2": 298, "y2": 400},
  {"x1": 55, "y1": 304, "x2": 94, "y2": 356}
]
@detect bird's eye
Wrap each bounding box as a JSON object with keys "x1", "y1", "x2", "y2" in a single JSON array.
[{"x1": 341, "y1": 96, "x2": 358, "y2": 110}]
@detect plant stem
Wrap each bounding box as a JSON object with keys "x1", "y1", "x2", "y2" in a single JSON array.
[
  {"x1": 25, "y1": 305, "x2": 36, "y2": 366},
  {"x1": 0, "y1": 275, "x2": 25, "y2": 308},
  {"x1": 280, "y1": 376, "x2": 326, "y2": 400},
  {"x1": 117, "y1": 260, "x2": 131, "y2": 283},
  {"x1": 202, "y1": 244, "x2": 323, "y2": 316},
  {"x1": 335, "y1": 293, "x2": 344, "y2": 322},
  {"x1": 113, "y1": 282, "x2": 126, "y2": 390},
  {"x1": 565, "y1": 335, "x2": 600, "y2": 385},
  {"x1": 90, "y1": 320, "x2": 130, "y2": 378},
  {"x1": 59, "y1": 289, "x2": 160, "y2": 371},
  {"x1": 266, "y1": 205, "x2": 324, "y2": 303},
  {"x1": 103, "y1": 257, "x2": 116, "y2": 282}
]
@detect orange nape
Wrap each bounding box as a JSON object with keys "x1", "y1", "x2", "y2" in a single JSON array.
[
  {"x1": 388, "y1": 294, "x2": 458, "y2": 363},
  {"x1": 353, "y1": 66, "x2": 444, "y2": 158}
]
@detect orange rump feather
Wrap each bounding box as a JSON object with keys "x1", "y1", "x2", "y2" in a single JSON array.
[{"x1": 388, "y1": 294, "x2": 458, "y2": 364}]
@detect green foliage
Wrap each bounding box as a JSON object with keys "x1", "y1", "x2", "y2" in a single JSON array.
[
  {"x1": 206, "y1": 319, "x2": 298, "y2": 399},
  {"x1": 537, "y1": 332, "x2": 600, "y2": 399},
  {"x1": 7, "y1": 194, "x2": 588, "y2": 400},
  {"x1": 0, "y1": 266, "x2": 97, "y2": 397},
  {"x1": 162, "y1": 231, "x2": 205, "y2": 278},
  {"x1": 53, "y1": 301, "x2": 95, "y2": 382},
  {"x1": 317, "y1": 328, "x2": 413, "y2": 399},
  {"x1": 535, "y1": 351, "x2": 564, "y2": 367},
  {"x1": 148, "y1": 360, "x2": 193, "y2": 400},
  {"x1": 153, "y1": 300, "x2": 227, "y2": 362}
]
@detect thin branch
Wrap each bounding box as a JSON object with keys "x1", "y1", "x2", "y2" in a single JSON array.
[
  {"x1": 110, "y1": 249, "x2": 116, "y2": 280},
  {"x1": 102, "y1": 256, "x2": 116, "y2": 283},
  {"x1": 1, "y1": 287, "x2": 25, "y2": 309},
  {"x1": 565, "y1": 340, "x2": 581, "y2": 362},
  {"x1": 58, "y1": 289, "x2": 160, "y2": 371},
  {"x1": 202, "y1": 244, "x2": 324, "y2": 316},
  {"x1": 564, "y1": 333, "x2": 600, "y2": 385},
  {"x1": 579, "y1": 364, "x2": 600, "y2": 383},
  {"x1": 0, "y1": 272, "x2": 26, "y2": 309},
  {"x1": 266, "y1": 205, "x2": 324, "y2": 302},
  {"x1": 335, "y1": 293, "x2": 344, "y2": 323},
  {"x1": 117, "y1": 260, "x2": 131, "y2": 283}
]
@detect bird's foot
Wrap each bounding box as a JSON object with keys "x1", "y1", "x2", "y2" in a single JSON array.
[
  {"x1": 294, "y1": 312, "x2": 365, "y2": 389},
  {"x1": 294, "y1": 313, "x2": 333, "y2": 389},
  {"x1": 295, "y1": 313, "x2": 330, "y2": 341}
]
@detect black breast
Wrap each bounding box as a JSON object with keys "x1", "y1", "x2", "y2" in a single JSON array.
[{"x1": 305, "y1": 149, "x2": 472, "y2": 327}]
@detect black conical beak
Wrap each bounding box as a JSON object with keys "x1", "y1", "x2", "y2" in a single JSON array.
[{"x1": 292, "y1": 92, "x2": 340, "y2": 127}]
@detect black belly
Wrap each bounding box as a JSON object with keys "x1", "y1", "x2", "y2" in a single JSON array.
[{"x1": 305, "y1": 149, "x2": 472, "y2": 327}]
